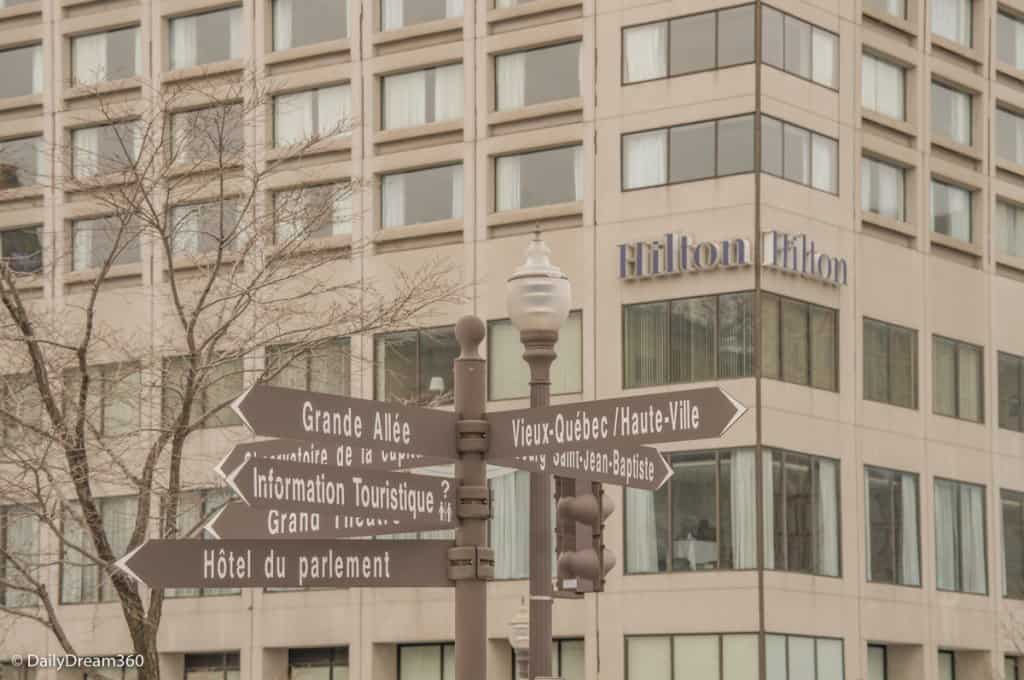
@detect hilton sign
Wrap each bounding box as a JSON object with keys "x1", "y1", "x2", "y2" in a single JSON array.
[{"x1": 617, "y1": 231, "x2": 848, "y2": 287}]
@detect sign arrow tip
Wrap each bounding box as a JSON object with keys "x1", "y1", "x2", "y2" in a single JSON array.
[
  {"x1": 204, "y1": 506, "x2": 225, "y2": 540},
  {"x1": 230, "y1": 386, "x2": 256, "y2": 433},
  {"x1": 718, "y1": 388, "x2": 748, "y2": 436},
  {"x1": 114, "y1": 543, "x2": 145, "y2": 587},
  {"x1": 656, "y1": 449, "x2": 673, "y2": 490}
]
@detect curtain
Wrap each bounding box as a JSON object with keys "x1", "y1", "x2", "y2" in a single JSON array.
[
  {"x1": 74, "y1": 127, "x2": 100, "y2": 178},
  {"x1": 496, "y1": 155, "x2": 521, "y2": 211},
  {"x1": 551, "y1": 312, "x2": 582, "y2": 394},
  {"x1": 817, "y1": 459, "x2": 839, "y2": 576},
  {"x1": 935, "y1": 480, "x2": 958, "y2": 590},
  {"x1": 450, "y1": 164, "x2": 463, "y2": 219},
  {"x1": 762, "y1": 454, "x2": 775, "y2": 569},
  {"x1": 433, "y1": 64, "x2": 463, "y2": 122},
  {"x1": 381, "y1": 0, "x2": 404, "y2": 31},
  {"x1": 624, "y1": 303, "x2": 667, "y2": 388},
  {"x1": 623, "y1": 130, "x2": 667, "y2": 189},
  {"x1": 4, "y1": 510, "x2": 37, "y2": 607},
  {"x1": 951, "y1": 90, "x2": 971, "y2": 145},
  {"x1": 496, "y1": 52, "x2": 526, "y2": 111},
  {"x1": 171, "y1": 16, "x2": 197, "y2": 69},
  {"x1": 901, "y1": 474, "x2": 920, "y2": 585},
  {"x1": 445, "y1": 0, "x2": 463, "y2": 19},
  {"x1": 382, "y1": 173, "x2": 405, "y2": 228},
  {"x1": 960, "y1": 484, "x2": 986, "y2": 593},
  {"x1": 384, "y1": 71, "x2": 426, "y2": 129},
  {"x1": 101, "y1": 496, "x2": 137, "y2": 600},
  {"x1": 731, "y1": 449, "x2": 757, "y2": 569},
  {"x1": 171, "y1": 205, "x2": 200, "y2": 254},
  {"x1": 169, "y1": 492, "x2": 202, "y2": 597},
  {"x1": 864, "y1": 475, "x2": 873, "y2": 581},
  {"x1": 492, "y1": 470, "x2": 529, "y2": 578},
  {"x1": 275, "y1": 91, "x2": 313, "y2": 146},
  {"x1": 74, "y1": 33, "x2": 107, "y2": 85},
  {"x1": 228, "y1": 8, "x2": 242, "y2": 59},
  {"x1": 133, "y1": 27, "x2": 142, "y2": 76},
  {"x1": 332, "y1": 192, "x2": 353, "y2": 236},
  {"x1": 623, "y1": 23, "x2": 667, "y2": 82},
  {"x1": 1016, "y1": 18, "x2": 1024, "y2": 69},
  {"x1": 31, "y1": 45, "x2": 42, "y2": 93},
  {"x1": 811, "y1": 135, "x2": 836, "y2": 193},
  {"x1": 625, "y1": 488, "x2": 658, "y2": 572},
  {"x1": 811, "y1": 28, "x2": 836, "y2": 87},
  {"x1": 73, "y1": 223, "x2": 94, "y2": 271},
  {"x1": 573, "y1": 145, "x2": 582, "y2": 201},
  {"x1": 958, "y1": 344, "x2": 981, "y2": 421},
  {"x1": 399, "y1": 647, "x2": 440, "y2": 680},
  {"x1": 319, "y1": 84, "x2": 351, "y2": 137},
  {"x1": 273, "y1": 0, "x2": 293, "y2": 50},
  {"x1": 933, "y1": 0, "x2": 970, "y2": 45}
]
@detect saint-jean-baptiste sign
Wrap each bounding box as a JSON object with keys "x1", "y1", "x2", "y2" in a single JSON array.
[{"x1": 617, "y1": 230, "x2": 848, "y2": 287}]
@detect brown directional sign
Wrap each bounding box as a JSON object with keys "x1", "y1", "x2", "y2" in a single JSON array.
[
  {"x1": 492, "y1": 445, "x2": 673, "y2": 491},
  {"x1": 115, "y1": 539, "x2": 453, "y2": 589},
  {"x1": 215, "y1": 438, "x2": 444, "y2": 480},
  {"x1": 230, "y1": 385, "x2": 457, "y2": 465}
]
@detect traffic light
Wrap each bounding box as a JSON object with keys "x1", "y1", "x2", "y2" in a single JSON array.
[{"x1": 554, "y1": 478, "x2": 615, "y2": 595}]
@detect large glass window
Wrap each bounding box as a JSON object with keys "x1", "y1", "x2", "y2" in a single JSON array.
[
  {"x1": 1000, "y1": 352, "x2": 1024, "y2": 433},
  {"x1": 861, "y1": 157, "x2": 905, "y2": 222},
  {"x1": 625, "y1": 633, "x2": 760, "y2": 680},
  {"x1": 0, "y1": 226, "x2": 42, "y2": 274},
  {"x1": 289, "y1": 647, "x2": 349, "y2": 680},
  {"x1": 930, "y1": 179, "x2": 972, "y2": 243},
  {"x1": 997, "y1": 200, "x2": 1024, "y2": 258},
  {"x1": 61, "y1": 496, "x2": 138, "y2": 603},
  {"x1": 932, "y1": 0, "x2": 972, "y2": 46},
  {"x1": 932, "y1": 335, "x2": 983, "y2": 423},
  {"x1": 375, "y1": 326, "x2": 457, "y2": 406},
  {"x1": 496, "y1": 145, "x2": 581, "y2": 211},
  {"x1": 621, "y1": 6, "x2": 754, "y2": 84},
  {"x1": 938, "y1": 651, "x2": 955, "y2": 680},
  {"x1": 931, "y1": 81, "x2": 972, "y2": 146},
  {"x1": 622, "y1": 115, "x2": 754, "y2": 190},
  {"x1": 170, "y1": 105, "x2": 244, "y2": 165},
  {"x1": 397, "y1": 644, "x2": 454, "y2": 680},
  {"x1": 1003, "y1": 489, "x2": 1024, "y2": 599},
  {"x1": 761, "y1": 293, "x2": 837, "y2": 391},
  {"x1": 273, "y1": 0, "x2": 347, "y2": 50},
  {"x1": 70, "y1": 216, "x2": 142, "y2": 271},
  {"x1": 0, "y1": 44, "x2": 41, "y2": 99},
  {"x1": 166, "y1": 488, "x2": 239, "y2": 598},
  {"x1": 865, "y1": 467, "x2": 920, "y2": 586},
  {"x1": 184, "y1": 653, "x2": 240, "y2": 680},
  {"x1": 63, "y1": 362, "x2": 141, "y2": 437},
  {"x1": 162, "y1": 356, "x2": 243, "y2": 429},
  {"x1": 168, "y1": 200, "x2": 242, "y2": 255},
  {"x1": 273, "y1": 183, "x2": 352, "y2": 242},
  {"x1": 864, "y1": 0, "x2": 906, "y2": 19},
  {"x1": 1008, "y1": 657, "x2": 1020, "y2": 680},
  {"x1": 71, "y1": 26, "x2": 140, "y2": 86},
  {"x1": 496, "y1": 41, "x2": 580, "y2": 111},
  {"x1": 998, "y1": 11, "x2": 1024, "y2": 71},
  {"x1": 934, "y1": 478, "x2": 987, "y2": 594},
  {"x1": 0, "y1": 135, "x2": 44, "y2": 190},
  {"x1": 266, "y1": 337, "x2": 351, "y2": 396},
  {"x1": 861, "y1": 53, "x2": 905, "y2": 120},
  {"x1": 488, "y1": 312, "x2": 581, "y2": 400},
  {"x1": 623, "y1": 292, "x2": 753, "y2": 389},
  {"x1": 381, "y1": 164, "x2": 463, "y2": 228},
  {"x1": 764, "y1": 449, "x2": 841, "y2": 577},
  {"x1": 72, "y1": 121, "x2": 140, "y2": 178},
  {"x1": 0, "y1": 373, "x2": 42, "y2": 445},
  {"x1": 765, "y1": 635, "x2": 844, "y2": 680},
  {"x1": 625, "y1": 449, "x2": 758, "y2": 574},
  {"x1": 382, "y1": 64, "x2": 463, "y2": 130},
  {"x1": 274, "y1": 84, "x2": 352, "y2": 146},
  {"x1": 997, "y1": 108, "x2": 1024, "y2": 166},
  {"x1": 761, "y1": 6, "x2": 838, "y2": 88},
  {"x1": 761, "y1": 116, "x2": 838, "y2": 194},
  {"x1": 863, "y1": 318, "x2": 917, "y2": 409},
  {"x1": 169, "y1": 7, "x2": 243, "y2": 70},
  {"x1": 868, "y1": 645, "x2": 887, "y2": 680},
  {"x1": 1, "y1": 505, "x2": 38, "y2": 607},
  {"x1": 381, "y1": 0, "x2": 462, "y2": 31}
]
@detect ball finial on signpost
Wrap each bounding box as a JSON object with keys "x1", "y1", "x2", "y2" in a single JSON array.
[{"x1": 455, "y1": 315, "x2": 485, "y2": 359}]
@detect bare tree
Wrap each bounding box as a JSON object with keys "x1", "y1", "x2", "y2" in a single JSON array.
[{"x1": 0, "y1": 67, "x2": 463, "y2": 678}]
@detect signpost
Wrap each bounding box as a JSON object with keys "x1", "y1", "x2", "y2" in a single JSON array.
[
  {"x1": 215, "y1": 438, "x2": 445, "y2": 480},
  {"x1": 490, "y1": 444, "x2": 672, "y2": 492}
]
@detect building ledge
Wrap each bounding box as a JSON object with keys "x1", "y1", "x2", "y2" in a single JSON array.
[
  {"x1": 374, "y1": 218, "x2": 462, "y2": 246},
  {"x1": 162, "y1": 59, "x2": 245, "y2": 85},
  {"x1": 0, "y1": 1, "x2": 40, "y2": 20},
  {"x1": 372, "y1": 17, "x2": 463, "y2": 48},
  {"x1": 0, "y1": 186, "x2": 44, "y2": 204},
  {"x1": 996, "y1": 158, "x2": 1024, "y2": 179},
  {"x1": 265, "y1": 136, "x2": 352, "y2": 163},
  {"x1": 488, "y1": 97, "x2": 583, "y2": 128},
  {"x1": 930, "y1": 34, "x2": 984, "y2": 67},
  {"x1": 861, "y1": 109, "x2": 915, "y2": 139},
  {"x1": 0, "y1": 93, "x2": 42, "y2": 114},
  {"x1": 63, "y1": 77, "x2": 142, "y2": 102},
  {"x1": 264, "y1": 38, "x2": 351, "y2": 66},
  {"x1": 931, "y1": 135, "x2": 983, "y2": 162},
  {"x1": 862, "y1": 211, "x2": 916, "y2": 240},
  {"x1": 930, "y1": 230, "x2": 982, "y2": 257},
  {"x1": 862, "y1": 7, "x2": 916, "y2": 38},
  {"x1": 374, "y1": 119, "x2": 463, "y2": 147},
  {"x1": 269, "y1": 232, "x2": 352, "y2": 258},
  {"x1": 996, "y1": 251, "x2": 1024, "y2": 273},
  {"x1": 487, "y1": 0, "x2": 582, "y2": 26},
  {"x1": 65, "y1": 262, "x2": 142, "y2": 285}
]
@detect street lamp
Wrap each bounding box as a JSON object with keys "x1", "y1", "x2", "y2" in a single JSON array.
[
  {"x1": 506, "y1": 230, "x2": 571, "y2": 680},
  {"x1": 508, "y1": 597, "x2": 530, "y2": 680}
]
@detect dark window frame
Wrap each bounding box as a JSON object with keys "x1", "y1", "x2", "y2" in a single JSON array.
[
  {"x1": 396, "y1": 642, "x2": 455, "y2": 680},
  {"x1": 265, "y1": 336, "x2": 352, "y2": 395},
  {"x1": 938, "y1": 649, "x2": 957, "y2": 680},
  {"x1": 623, "y1": 632, "x2": 761, "y2": 680},
  {"x1": 930, "y1": 79, "x2": 974, "y2": 146},
  {"x1": 59, "y1": 494, "x2": 138, "y2": 605},
  {"x1": 494, "y1": 142, "x2": 582, "y2": 211},
  {"x1": 0, "y1": 224, "x2": 43, "y2": 274},
  {"x1": 761, "y1": 291, "x2": 839, "y2": 392},
  {"x1": 184, "y1": 652, "x2": 241, "y2": 679},
  {"x1": 507, "y1": 638, "x2": 583, "y2": 680},
  {"x1": 378, "y1": 161, "x2": 463, "y2": 229},
  {"x1": 161, "y1": 354, "x2": 243, "y2": 430},
  {"x1": 373, "y1": 324, "x2": 457, "y2": 405},
  {"x1": 493, "y1": 39, "x2": 583, "y2": 110},
  {"x1": 932, "y1": 334, "x2": 984, "y2": 423},
  {"x1": 929, "y1": 177, "x2": 974, "y2": 241},
  {"x1": 760, "y1": 115, "x2": 839, "y2": 196},
  {"x1": 861, "y1": 154, "x2": 907, "y2": 222},
  {"x1": 167, "y1": 6, "x2": 243, "y2": 70},
  {"x1": 272, "y1": 82, "x2": 351, "y2": 148},
  {"x1": 165, "y1": 488, "x2": 240, "y2": 599},
  {"x1": 862, "y1": 317, "x2": 919, "y2": 410},
  {"x1": 70, "y1": 24, "x2": 141, "y2": 86},
  {"x1": 486, "y1": 310, "x2": 583, "y2": 402},
  {"x1": 933, "y1": 477, "x2": 989, "y2": 596},
  {"x1": 379, "y1": 61, "x2": 464, "y2": 131},
  {"x1": 999, "y1": 351, "x2": 1024, "y2": 433},
  {"x1": 868, "y1": 644, "x2": 888, "y2": 680},
  {"x1": 288, "y1": 646, "x2": 349, "y2": 680},
  {"x1": 765, "y1": 633, "x2": 847, "y2": 680},
  {"x1": 864, "y1": 465, "x2": 922, "y2": 588},
  {"x1": 1002, "y1": 488, "x2": 1024, "y2": 600},
  {"x1": 0, "y1": 504, "x2": 37, "y2": 608},
  {"x1": 761, "y1": 4, "x2": 840, "y2": 91}
]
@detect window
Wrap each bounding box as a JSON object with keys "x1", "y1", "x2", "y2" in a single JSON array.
[
  {"x1": 381, "y1": 0, "x2": 462, "y2": 31},
  {"x1": 274, "y1": 84, "x2": 352, "y2": 146},
  {"x1": 496, "y1": 145, "x2": 581, "y2": 211},
  {"x1": 63, "y1": 362, "x2": 142, "y2": 436},
  {"x1": 930, "y1": 180, "x2": 972, "y2": 243},
  {"x1": 1003, "y1": 489, "x2": 1024, "y2": 598},
  {"x1": 71, "y1": 26, "x2": 140, "y2": 85},
  {"x1": 170, "y1": 105, "x2": 245, "y2": 164},
  {"x1": 865, "y1": 467, "x2": 920, "y2": 586},
  {"x1": 0, "y1": 0, "x2": 36, "y2": 6},
  {"x1": 488, "y1": 312, "x2": 581, "y2": 400},
  {"x1": 932, "y1": 0, "x2": 972, "y2": 46},
  {"x1": 997, "y1": 200, "x2": 1024, "y2": 258},
  {"x1": 864, "y1": 0, "x2": 906, "y2": 18},
  {"x1": 762, "y1": 7, "x2": 838, "y2": 88},
  {"x1": 999, "y1": 352, "x2": 1024, "y2": 432},
  {"x1": 375, "y1": 326, "x2": 457, "y2": 405},
  {"x1": 82, "y1": 662, "x2": 139, "y2": 680},
  {"x1": 0, "y1": 226, "x2": 41, "y2": 274},
  {"x1": 998, "y1": 11, "x2": 1024, "y2": 70},
  {"x1": 169, "y1": 200, "x2": 242, "y2": 255},
  {"x1": 61, "y1": 496, "x2": 138, "y2": 603},
  {"x1": 0, "y1": 44, "x2": 41, "y2": 99},
  {"x1": 625, "y1": 633, "x2": 760, "y2": 679},
  {"x1": 621, "y1": 6, "x2": 754, "y2": 84},
  {"x1": 622, "y1": 114, "x2": 754, "y2": 190},
  {"x1": 168, "y1": 488, "x2": 239, "y2": 598},
  {"x1": 184, "y1": 653, "x2": 240, "y2": 680},
  {"x1": 162, "y1": 356, "x2": 243, "y2": 429},
  {"x1": 70, "y1": 216, "x2": 142, "y2": 271},
  {"x1": 0, "y1": 135, "x2": 44, "y2": 189},
  {"x1": 868, "y1": 645, "x2": 887, "y2": 680},
  {"x1": 761, "y1": 293, "x2": 838, "y2": 391},
  {"x1": 932, "y1": 336, "x2": 983, "y2": 422},
  {"x1": 997, "y1": 108, "x2": 1024, "y2": 166},
  {"x1": 169, "y1": 7, "x2": 242, "y2": 70},
  {"x1": 764, "y1": 449, "x2": 840, "y2": 576},
  {"x1": 397, "y1": 643, "x2": 454, "y2": 680},
  {"x1": 548, "y1": 640, "x2": 583, "y2": 680},
  {"x1": 622, "y1": 292, "x2": 753, "y2": 389},
  {"x1": 1008, "y1": 656, "x2": 1020, "y2": 680},
  {"x1": 861, "y1": 157, "x2": 905, "y2": 222},
  {"x1": 289, "y1": 647, "x2": 349, "y2": 680},
  {"x1": 934, "y1": 478, "x2": 986, "y2": 594},
  {"x1": 382, "y1": 64, "x2": 463, "y2": 130},
  {"x1": 1, "y1": 505, "x2": 38, "y2": 607},
  {"x1": 496, "y1": 41, "x2": 580, "y2": 111},
  {"x1": 381, "y1": 164, "x2": 463, "y2": 228},
  {"x1": 273, "y1": 183, "x2": 351, "y2": 242},
  {"x1": 625, "y1": 449, "x2": 757, "y2": 574},
  {"x1": 765, "y1": 635, "x2": 844, "y2": 680},
  {"x1": 761, "y1": 116, "x2": 838, "y2": 193},
  {"x1": 266, "y1": 337, "x2": 350, "y2": 395},
  {"x1": 938, "y1": 651, "x2": 956, "y2": 680},
  {"x1": 863, "y1": 318, "x2": 918, "y2": 409},
  {"x1": 861, "y1": 54, "x2": 905, "y2": 120},
  {"x1": 273, "y1": 0, "x2": 347, "y2": 50},
  {"x1": 72, "y1": 121, "x2": 140, "y2": 178},
  {"x1": 0, "y1": 373, "x2": 42, "y2": 443},
  {"x1": 931, "y1": 82, "x2": 972, "y2": 146}
]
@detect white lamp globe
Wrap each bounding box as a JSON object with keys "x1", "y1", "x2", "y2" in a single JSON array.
[{"x1": 505, "y1": 232, "x2": 571, "y2": 333}]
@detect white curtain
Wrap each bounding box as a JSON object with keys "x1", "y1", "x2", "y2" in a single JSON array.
[
  {"x1": 901, "y1": 474, "x2": 921, "y2": 585},
  {"x1": 951, "y1": 90, "x2": 971, "y2": 145},
  {"x1": 171, "y1": 16, "x2": 197, "y2": 69},
  {"x1": 625, "y1": 488, "x2": 658, "y2": 572},
  {"x1": 731, "y1": 449, "x2": 757, "y2": 569},
  {"x1": 74, "y1": 33, "x2": 107, "y2": 85},
  {"x1": 573, "y1": 145, "x2": 583, "y2": 201},
  {"x1": 332, "y1": 192, "x2": 352, "y2": 236},
  {"x1": 811, "y1": 135, "x2": 836, "y2": 193},
  {"x1": 170, "y1": 205, "x2": 200, "y2": 254},
  {"x1": 958, "y1": 345, "x2": 982, "y2": 421},
  {"x1": 496, "y1": 52, "x2": 526, "y2": 111},
  {"x1": 935, "y1": 480, "x2": 958, "y2": 590},
  {"x1": 133, "y1": 27, "x2": 142, "y2": 76},
  {"x1": 74, "y1": 127, "x2": 100, "y2": 178},
  {"x1": 623, "y1": 130, "x2": 667, "y2": 189},
  {"x1": 492, "y1": 470, "x2": 529, "y2": 579},
  {"x1": 275, "y1": 91, "x2": 313, "y2": 146},
  {"x1": 73, "y1": 223, "x2": 94, "y2": 271},
  {"x1": 319, "y1": 84, "x2": 351, "y2": 137},
  {"x1": 817, "y1": 459, "x2": 839, "y2": 576},
  {"x1": 433, "y1": 64, "x2": 463, "y2": 122},
  {"x1": 445, "y1": 0, "x2": 463, "y2": 18},
  {"x1": 450, "y1": 164, "x2": 463, "y2": 219},
  {"x1": 623, "y1": 23, "x2": 667, "y2": 82},
  {"x1": 1016, "y1": 18, "x2": 1024, "y2": 69},
  {"x1": 382, "y1": 173, "x2": 405, "y2": 228},
  {"x1": 811, "y1": 28, "x2": 836, "y2": 87},
  {"x1": 864, "y1": 55, "x2": 904, "y2": 120},
  {"x1": 763, "y1": 454, "x2": 776, "y2": 569},
  {"x1": 4, "y1": 510, "x2": 38, "y2": 607},
  {"x1": 228, "y1": 8, "x2": 242, "y2": 59},
  {"x1": 384, "y1": 70, "x2": 426, "y2": 129},
  {"x1": 381, "y1": 0, "x2": 404, "y2": 31},
  {"x1": 31, "y1": 45, "x2": 42, "y2": 93},
  {"x1": 960, "y1": 484, "x2": 986, "y2": 593},
  {"x1": 273, "y1": 0, "x2": 293, "y2": 50},
  {"x1": 496, "y1": 155, "x2": 521, "y2": 211},
  {"x1": 933, "y1": 0, "x2": 971, "y2": 45}
]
